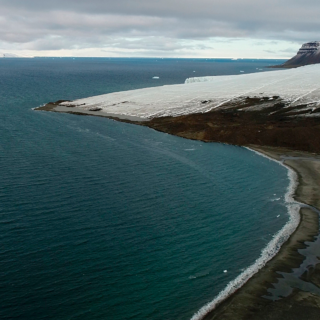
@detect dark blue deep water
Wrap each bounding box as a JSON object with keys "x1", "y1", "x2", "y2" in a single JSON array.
[{"x1": 0, "y1": 58, "x2": 289, "y2": 320}]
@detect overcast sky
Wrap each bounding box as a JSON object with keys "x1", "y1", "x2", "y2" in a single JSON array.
[{"x1": 0, "y1": 0, "x2": 318, "y2": 58}]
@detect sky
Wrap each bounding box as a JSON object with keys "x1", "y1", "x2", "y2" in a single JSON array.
[{"x1": 0, "y1": 0, "x2": 319, "y2": 58}]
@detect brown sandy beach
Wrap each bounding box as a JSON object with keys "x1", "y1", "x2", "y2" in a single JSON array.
[
  {"x1": 201, "y1": 146, "x2": 320, "y2": 320},
  {"x1": 35, "y1": 103, "x2": 320, "y2": 319}
]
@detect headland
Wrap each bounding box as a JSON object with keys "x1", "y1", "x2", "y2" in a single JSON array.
[
  {"x1": 271, "y1": 41, "x2": 320, "y2": 68},
  {"x1": 35, "y1": 67, "x2": 320, "y2": 319}
]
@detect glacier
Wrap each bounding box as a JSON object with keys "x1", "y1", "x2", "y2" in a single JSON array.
[{"x1": 60, "y1": 64, "x2": 320, "y2": 120}]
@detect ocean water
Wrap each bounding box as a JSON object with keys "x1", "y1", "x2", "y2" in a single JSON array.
[{"x1": 0, "y1": 58, "x2": 291, "y2": 320}]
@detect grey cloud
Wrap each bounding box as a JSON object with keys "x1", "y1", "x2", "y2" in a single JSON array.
[
  {"x1": 0, "y1": 0, "x2": 319, "y2": 52},
  {"x1": 0, "y1": 0, "x2": 318, "y2": 20},
  {"x1": 280, "y1": 47, "x2": 299, "y2": 54}
]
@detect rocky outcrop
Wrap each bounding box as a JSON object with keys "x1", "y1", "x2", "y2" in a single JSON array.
[
  {"x1": 36, "y1": 94, "x2": 320, "y2": 153},
  {"x1": 274, "y1": 41, "x2": 320, "y2": 68},
  {"x1": 140, "y1": 96, "x2": 320, "y2": 153}
]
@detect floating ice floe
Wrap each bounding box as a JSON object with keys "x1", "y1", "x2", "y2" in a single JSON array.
[{"x1": 60, "y1": 64, "x2": 320, "y2": 120}]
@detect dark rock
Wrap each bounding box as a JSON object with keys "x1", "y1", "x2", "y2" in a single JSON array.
[
  {"x1": 88, "y1": 107, "x2": 102, "y2": 111},
  {"x1": 272, "y1": 42, "x2": 320, "y2": 68}
]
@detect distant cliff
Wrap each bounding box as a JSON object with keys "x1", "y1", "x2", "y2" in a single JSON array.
[
  {"x1": 273, "y1": 41, "x2": 320, "y2": 68},
  {"x1": 0, "y1": 53, "x2": 34, "y2": 58}
]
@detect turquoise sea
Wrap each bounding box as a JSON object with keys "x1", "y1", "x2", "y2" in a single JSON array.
[{"x1": 0, "y1": 58, "x2": 291, "y2": 320}]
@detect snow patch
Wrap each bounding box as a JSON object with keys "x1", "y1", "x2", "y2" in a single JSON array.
[{"x1": 60, "y1": 64, "x2": 320, "y2": 120}]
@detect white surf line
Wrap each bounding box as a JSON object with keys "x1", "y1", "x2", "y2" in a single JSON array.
[{"x1": 189, "y1": 147, "x2": 301, "y2": 320}]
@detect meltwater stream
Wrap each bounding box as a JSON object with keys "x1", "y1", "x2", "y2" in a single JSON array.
[{"x1": 0, "y1": 58, "x2": 290, "y2": 320}]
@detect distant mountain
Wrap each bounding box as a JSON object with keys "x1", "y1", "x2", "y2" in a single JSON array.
[
  {"x1": 0, "y1": 53, "x2": 34, "y2": 58},
  {"x1": 273, "y1": 41, "x2": 320, "y2": 68}
]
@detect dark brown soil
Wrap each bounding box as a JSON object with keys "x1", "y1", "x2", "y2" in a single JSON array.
[
  {"x1": 36, "y1": 97, "x2": 320, "y2": 153},
  {"x1": 140, "y1": 97, "x2": 320, "y2": 154}
]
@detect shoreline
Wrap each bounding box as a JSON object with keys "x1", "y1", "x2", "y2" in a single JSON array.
[
  {"x1": 34, "y1": 105, "x2": 320, "y2": 319},
  {"x1": 196, "y1": 145, "x2": 320, "y2": 320},
  {"x1": 35, "y1": 101, "x2": 148, "y2": 122}
]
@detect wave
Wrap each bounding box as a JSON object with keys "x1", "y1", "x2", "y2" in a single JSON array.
[{"x1": 189, "y1": 147, "x2": 301, "y2": 320}]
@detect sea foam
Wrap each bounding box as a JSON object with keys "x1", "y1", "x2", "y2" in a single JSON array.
[{"x1": 190, "y1": 148, "x2": 301, "y2": 320}]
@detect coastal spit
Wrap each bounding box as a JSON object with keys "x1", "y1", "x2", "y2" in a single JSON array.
[
  {"x1": 36, "y1": 63, "x2": 320, "y2": 320},
  {"x1": 37, "y1": 65, "x2": 320, "y2": 153}
]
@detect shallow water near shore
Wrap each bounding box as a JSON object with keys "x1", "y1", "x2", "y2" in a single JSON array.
[{"x1": 0, "y1": 58, "x2": 292, "y2": 319}]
